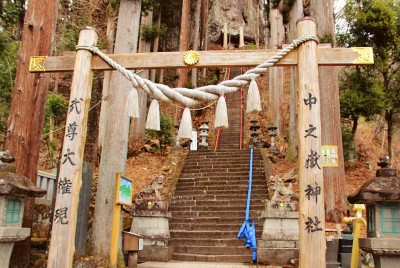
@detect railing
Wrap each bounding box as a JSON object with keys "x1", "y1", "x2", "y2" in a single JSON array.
[
  {"x1": 36, "y1": 170, "x2": 57, "y2": 203},
  {"x1": 237, "y1": 148, "x2": 257, "y2": 262}
]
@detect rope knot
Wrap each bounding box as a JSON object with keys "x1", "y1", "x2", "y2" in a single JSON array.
[{"x1": 76, "y1": 45, "x2": 99, "y2": 54}]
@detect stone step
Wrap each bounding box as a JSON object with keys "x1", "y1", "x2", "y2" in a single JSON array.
[
  {"x1": 168, "y1": 204, "x2": 265, "y2": 212},
  {"x1": 174, "y1": 179, "x2": 266, "y2": 187},
  {"x1": 183, "y1": 156, "x2": 261, "y2": 163},
  {"x1": 168, "y1": 238, "x2": 244, "y2": 247},
  {"x1": 185, "y1": 154, "x2": 262, "y2": 159},
  {"x1": 182, "y1": 162, "x2": 264, "y2": 168},
  {"x1": 170, "y1": 230, "x2": 262, "y2": 239},
  {"x1": 170, "y1": 91, "x2": 267, "y2": 263},
  {"x1": 178, "y1": 174, "x2": 265, "y2": 182},
  {"x1": 178, "y1": 171, "x2": 264, "y2": 177},
  {"x1": 184, "y1": 155, "x2": 262, "y2": 161},
  {"x1": 173, "y1": 245, "x2": 254, "y2": 255},
  {"x1": 170, "y1": 198, "x2": 266, "y2": 207},
  {"x1": 185, "y1": 149, "x2": 260, "y2": 155},
  {"x1": 170, "y1": 210, "x2": 263, "y2": 219},
  {"x1": 171, "y1": 198, "x2": 266, "y2": 206},
  {"x1": 172, "y1": 193, "x2": 267, "y2": 201},
  {"x1": 176, "y1": 178, "x2": 266, "y2": 186},
  {"x1": 171, "y1": 253, "x2": 253, "y2": 263},
  {"x1": 170, "y1": 223, "x2": 256, "y2": 231},
  {"x1": 174, "y1": 184, "x2": 267, "y2": 192},
  {"x1": 172, "y1": 189, "x2": 267, "y2": 197},
  {"x1": 181, "y1": 163, "x2": 264, "y2": 169},
  {"x1": 169, "y1": 216, "x2": 264, "y2": 226}
]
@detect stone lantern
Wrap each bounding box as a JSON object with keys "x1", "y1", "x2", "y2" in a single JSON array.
[
  {"x1": 249, "y1": 118, "x2": 260, "y2": 147},
  {"x1": 198, "y1": 121, "x2": 209, "y2": 149},
  {"x1": 267, "y1": 124, "x2": 278, "y2": 153},
  {"x1": 0, "y1": 161, "x2": 46, "y2": 268},
  {"x1": 173, "y1": 123, "x2": 182, "y2": 149},
  {"x1": 348, "y1": 155, "x2": 400, "y2": 268}
]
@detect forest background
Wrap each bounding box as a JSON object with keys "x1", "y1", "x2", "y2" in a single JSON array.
[{"x1": 0, "y1": 0, "x2": 399, "y2": 267}]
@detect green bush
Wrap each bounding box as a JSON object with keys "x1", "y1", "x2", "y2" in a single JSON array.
[
  {"x1": 141, "y1": 24, "x2": 166, "y2": 41},
  {"x1": 43, "y1": 93, "x2": 68, "y2": 135}
]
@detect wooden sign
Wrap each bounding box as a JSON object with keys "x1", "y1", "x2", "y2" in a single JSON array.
[
  {"x1": 115, "y1": 174, "x2": 133, "y2": 205},
  {"x1": 321, "y1": 145, "x2": 339, "y2": 167},
  {"x1": 47, "y1": 27, "x2": 98, "y2": 268}
]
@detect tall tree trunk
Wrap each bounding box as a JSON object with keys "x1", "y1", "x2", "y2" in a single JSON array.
[
  {"x1": 177, "y1": 0, "x2": 190, "y2": 88},
  {"x1": 91, "y1": 0, "x2": 141, "y2": 264},
  {"x1": 129, "y1": 10, "x2": 152, "y2": 149},
  {"x1": 385, "y1": 109, "x2": 394, "y2": 164},
  {"x1": 151, "y1": 6, "x2": 162, "y2": 82},
  {"x1": 286, "y1": 0, "x2": 303, "y2": 161},
  {"x1": 268, "y1": 6, "x2": 284, "y2": 136},
  {"x1": 201, "y1": 0, "x2": 209, "y2": 78},
  {"x1": 191, "y1": 0, "x2": 202, "y2": 88},
  {"x1": 176, "y1": 0, "x2": 191, "y2": 122},
  {"x1": 5, "y1": 0, "x2": 58, "y2": 267},
  {"x1": 310, "y1": 0, "x2": 347, "y2": 222},
  {"x1": 98, "y1": 16, "x2": 117, "y2": 157}
]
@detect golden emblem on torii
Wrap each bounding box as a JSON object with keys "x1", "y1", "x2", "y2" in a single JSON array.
[
  {"x1": 183, "y1": 50, "x2": 200, "y2": 66},
  {"x1": 352, "y1": 47, "x2": 374, "y2": 64},
  {"x1": 29, "y1": 56, "x2": 47, "y2": 72}
]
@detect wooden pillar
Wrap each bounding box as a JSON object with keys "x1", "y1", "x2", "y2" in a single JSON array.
[
  {"x1": 223, "y1": 22, "x2": 228, "y2": 49},
  {"x1": 239, "y1": 27, "x2": 244, "y2": 48},
  {"x1": 47, "y1": 27, "x2": 98, "y2": 268},
  {"x1": 296, "y1": 17, "x2": 326, "y2": 268},
  {"x1": 268, "y1": 8, "x2": 284, "y2": 136},
  {"x1": 110, "y1": 191, "x2": 121, "y2": 267}
]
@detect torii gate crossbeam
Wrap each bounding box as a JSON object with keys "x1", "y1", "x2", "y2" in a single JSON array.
[{"x1": 29, "y1": 18, "x2": 373, "y2": 268}]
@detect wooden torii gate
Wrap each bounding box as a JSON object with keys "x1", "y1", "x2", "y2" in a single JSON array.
[{"x1": 29, "y1": 18, "x2": 373, "y2": 267}]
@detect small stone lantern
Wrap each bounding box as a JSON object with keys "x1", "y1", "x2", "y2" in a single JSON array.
[
  {"x1": 198, "y1": 121, "x2": 209, "y2": 149},
  {"x1": 249, "y1": 118, "x2": 261, "y2": 147},
  {"x1": 0, "y1": 162, "x2": 46, "y2": 268},
  {"x1": 267, "y1": 124, "x2": 278, "y2": 153},
  {"x1": 348, "y1": 155, "x2": 400, "y2": 268},
  {"x1": 173, "y1": 123, "x2": 182, "y2": 149}
]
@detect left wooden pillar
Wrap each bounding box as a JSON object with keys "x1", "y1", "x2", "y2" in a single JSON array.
[
  {"x1": 47, "y1": 27, "x2": 98, "y2": 268},
  {"x1": 296, "y1": 17, "x2": 326, "y2": 268}
]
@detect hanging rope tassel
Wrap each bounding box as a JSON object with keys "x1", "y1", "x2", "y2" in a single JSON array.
[
  {"x1": 126, "y1": 88, "x2": 139, "y2": 118},
  {"x1": 178, "y1": 107, "x2": 192, "y2": 139},
  {"x1": 214, "y1": 94, "x2": 229, "y2": 128},
  {"x1": 145, "y1": 99, "x2": 160, "y2": 131},
  {"x1": 246, "y1": 79, "x2": 262, "y2": 113}
]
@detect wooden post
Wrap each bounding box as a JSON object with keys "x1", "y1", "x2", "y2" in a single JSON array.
[
  {"x1": 296, "y1": 17, "x2": 326, "y2": 268},
  {"x1": 128, "y1": 252, "x2": 138, "y2": 268},
  {"x1": 239, "y1": 27, "x2": 244, "y2": 48},
  {"x1": 223, "y1": 22, "x2": 228, "y2": 49},
  {"x1": 47, "y1": 27, "x2": 98, "y2": 268},
  {"x1": 110, "y1": 186, "x2": 121, "y2": 268}
]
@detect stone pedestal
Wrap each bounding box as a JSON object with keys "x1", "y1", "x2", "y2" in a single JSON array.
[
  {"x1": 360, "y1": 238, "x2": 400, "y2": 268},
  {"x1": 258, "y1": 200, "x2": 299, "y2": 265},
  {"x1": 0, "y1": 227, "x2": 30, "y2": 268},
  {"x1": 130, "y1": 216, "x2": 171, "y2": 262},
  {"x1": 326, "y1": 238, "x2": 341, "y2": 268}
]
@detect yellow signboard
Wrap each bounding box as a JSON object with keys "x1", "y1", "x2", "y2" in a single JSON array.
[{"x1": 321, "y1": 145, "x2": 339, "y2": 167}]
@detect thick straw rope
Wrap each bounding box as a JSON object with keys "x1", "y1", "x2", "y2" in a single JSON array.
[{"x1": 76, "y1": 35, "x2": 318, "y2": 107}]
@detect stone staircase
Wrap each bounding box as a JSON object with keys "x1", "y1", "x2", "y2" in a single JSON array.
[{"x1": 169, "y1": 86, "x2": 268, "y2": 263}]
